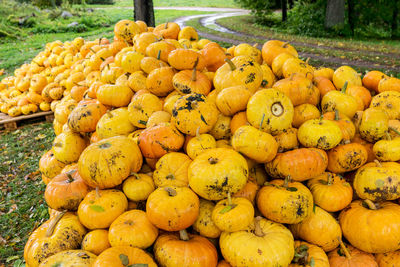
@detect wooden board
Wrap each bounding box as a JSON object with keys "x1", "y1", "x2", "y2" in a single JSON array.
[{"x1": 0, "y1": 111, "x2": 54, "y2": 130}]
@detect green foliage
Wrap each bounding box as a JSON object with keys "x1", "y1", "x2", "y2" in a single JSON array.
[
  {"x1": 86, "y1": 0, "x2": 115, "y2": 4},
  {"x1": 234, "y1": 0, "x2": 276, "y2": 24}
]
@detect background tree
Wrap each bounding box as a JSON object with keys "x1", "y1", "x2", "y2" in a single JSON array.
[
  {"x1": 134, "y1": 0, "x2": 155, "y2": 27},
  {"x1": 325, "y1": 0, "x2": 345, "y2": 28}
]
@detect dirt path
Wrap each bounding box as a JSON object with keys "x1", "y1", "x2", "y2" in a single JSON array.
[{"x1": 172, "y1": 11, "x2": 400, "y2": 72}]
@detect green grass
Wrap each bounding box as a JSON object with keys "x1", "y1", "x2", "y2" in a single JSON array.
[
  {"x1": 0, "y1": 123, "x2": 55, "y2": 266},
  {"x1": 0, "y1": 9, "x2": 209, "y2": 79}
]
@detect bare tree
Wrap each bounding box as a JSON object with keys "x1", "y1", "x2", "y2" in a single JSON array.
[{"x1": 134, "y1": 0, "x2": 155, "y2": 27}]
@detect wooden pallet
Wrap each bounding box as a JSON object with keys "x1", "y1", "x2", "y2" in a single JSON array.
[{"x1": 0, "y1": 111, "x2": 54, "y2": 130}]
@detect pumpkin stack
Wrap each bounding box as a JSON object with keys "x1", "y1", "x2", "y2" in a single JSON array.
[{"x1": 1, "y1": 18, "x2": 399, "y2": 266}]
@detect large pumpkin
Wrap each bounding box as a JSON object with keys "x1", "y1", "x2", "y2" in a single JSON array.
[
  {"x1": 154, "y1": 230, "x2": 218, "y2": 267},
  {"x1": 339, "y1": 200, "x2": 400, "y2": 253},
  {"x1": 257, "y1": 178, "x2": 314, "y2": 224},
  {"x1": 246, "y1": 88, "x2": 294, "y2": 135},
  {"x1": 138, "y1": 122, "x2": 185, "y2": 158},
  {"x1": 220, "y1": 216, "x2": 294, "y2": 267},
  {"x1": 265, "y1": 148, "x2": 328, "y2": 182},
  {"x1": 172, "y1": 93, "x2": 219, "y2": 136},
  {"x1": 24, "y1": 212, "x2": 86, "y2": 267},
  {"x1": 188, "y1": 148, "x2": 248, "y2": 200},
  {"x1": 78, "y1": 136, "x2": 142, "y2": 189}
]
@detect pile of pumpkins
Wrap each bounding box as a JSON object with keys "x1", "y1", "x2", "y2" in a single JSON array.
[{"x1": 6, "y1": 17, "x2": 400, "y2": 266}]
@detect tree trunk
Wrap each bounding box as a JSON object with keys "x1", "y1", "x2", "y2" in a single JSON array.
[
  {"x1": 134, "y1": 0, "x2": 155, "y2": 27},
  {"x1": 392, "y1": 2, "x2": 399, "y2": 38},
  {"x1": 325, "y1": 0, "x2": 345, "y2": 28},
  {"x1": 281, "y1": 0, "x2": 287, "y2": 22},
  {"x1": 347, "y1": 0, "x2": 355, "y2": 36}
]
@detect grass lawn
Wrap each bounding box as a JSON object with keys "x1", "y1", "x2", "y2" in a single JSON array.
[
  {"x1": 0, "y1": 123, "x2": 55, "y2": 266},
  {"x1": 0, "y1": 9, "x2": 209, "y2": 79}
]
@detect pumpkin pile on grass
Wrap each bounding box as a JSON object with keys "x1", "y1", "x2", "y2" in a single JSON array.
[{"x1": 3, "y1": 18, "x2": 400, "y2": 266}]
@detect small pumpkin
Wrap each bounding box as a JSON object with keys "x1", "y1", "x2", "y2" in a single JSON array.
[
  {"x1": 168, "y1": 48, "x2": 206, "y2": 71},
  {"x1": 96, "y1": 84, "x2": 133, "y2": 107},
  {"x1": 362, "y1": 70, "x2": 387, "y2": 93},
  {"x1": 193, "y1": 199, "x2": 222, "y2": 238},
  {"x1": 375, "y1": 250, "x2": 400, "y2": 267},
  {"x1": 257, "y1": 177, "x2": 314, "y2": 224},
  {"x1": 292, "y1": 103, "x2": 321, "y2": 128},
  {"x1": 108, "y1": 209, "x2": 158, "y2": 249},
  {"x1": 38, "y1": 250, "x2": 97, "y2": 267},
  {"x1": 44, "y1": 169, "x2": 91, "y2": 211},
  {"x1": 78, "y1": 189, "x2": 128, "y2": 229},
  {"x1": 307, "y1": 172, "x2": 353, "y2": 212},
  {"x1": 122, "y1": 173, "x2": 155, "y2": 202},
  {"x1": 153, "y1": 22, "x2": 181, "y2": 39},
  {"x1": 96, "y1": 108, "x2": 135, "y2": 139},
  {"x1": 39, "y1": 150, "x2": 66, "y2": 179},
  {"x1": 128, "y1": 92, "x2": 163, "y2": 128},
  {"x1": 153, "y1": 152, "x2": 192, "y2": 187},
  {"x1": 373, "y1": 135, "x2": 400, "y2": 162},
  {"x1": 359, "y1": 107, "x2": 389, "y2": 142},
  {"x1": 146, "y1": 186, "x2": 199, "y2": 231},
  {"x1": 265, "y1": 148, "x2": 328, "y2": 182},
  {"x1": 290, "y1": 241, "x2": 329, "y2": 267},
  {"x1": 327, "y1": 143, "x2": 368, "y2": 173},
  {"x1": 328, "y1": 239, "x2": 378, "y2": 267},
  {"x1": 370, "y1": 91, "x2": 400, "y2": 120},
  {"x1": 201, "y1": 42, "x2": 227, "y2": 72},
  {"x1": 216, "y1": 85, "x2": 252, "y2": 116},
  {"x1": 67, "y1": 100, "x2": 107, "y2": 133},
  {"x1": 146, "y1": 66, "x2": 175, "y2": 96},
  {"x1": 220, "y1": 216, "x2": 295, "y2": 267},
  {"x1": 52, "y1": 132, "x2": 87, "y2": 164},
  {"x1": 321, "y1": 81, "x2": 359, "y2": 118},
  {"x1": 274, "y1": 128, "x2": 299, "y2": 152},
  {"x1": 78, "y1": 136, "x2": 142, "y2": 189},
  {"x1": 138, "y1": 122, "x2": 185, "y2": 158},
  {"x1": 172, "y1": 62, "x2": 211, "y2": 95},
  {"x1": 186, "y1": 132, "x2": 216, "y2": 160},
  {"x1": 93, "y1": 246, "x2": 157, "y2": 267},
  {"x1": 81, "y1": 229, "x2": 111, "y2": 255},
  {"x1": 188, "y1": 148, "x2": 248, "y2": 200},
  {"x1": 246, "y1": 88, "x2": 294, "y2": 135},
  {"x1": 332, "y1": 66, "x2": 362, "y2": 89},
  {"x1": 154, "y1": 230, "x2": 218, "y2": 267},
  {"x1": 298, "y1": 118, "x2": 342, "y2": 150},
  {"x1": 290, "y1": 206, "x2": 342, "y2": 252}
]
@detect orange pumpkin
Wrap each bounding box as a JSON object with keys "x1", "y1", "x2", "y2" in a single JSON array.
[
  {"x1": 153, "y1": 22, "x2": 181, "y2": 39},
  {"x1": 93, "y1": 246, "x2": 157, "y2": 267},
  {"x1": 328, "y1": 239, "x2": 378, "y2": 267},
  {"x1": 201, "y1": 42, "x2": 227, "y2": 72}
]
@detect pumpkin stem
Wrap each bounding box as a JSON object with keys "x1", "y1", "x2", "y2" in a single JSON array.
[
  {"x1": 96, "y1": 187, "x2": 101, "y2": 199},
  {"x1": 389, "y1": 126, "x2": 400, "y2": 136},
  {"x1": 254, "y1": 216, "x2": 265, "y2": 237},
  {"x1": 227, "y1": 191, "x2": 232, "y2": 206},
  {"x1": 164, "y1": 187, "x2": 177, "y2": 197},
  {"x1": 179, "y1": 229, "x2": 190, "y2": 241},
  {"x1": 66, "y1": 170, "x2": 76, "y2": 183},
  {"x1": 224, "y1": 58, "x2": 236, "y2": 71},
  {"x1": 282, "y1": 41, "x2": 289, "y2": 48},
  {"x1": 385, "y1": 131, "x2": 392, "y2": 140},
  {"x1": 131, "y1": 173, "x2": 141, "y2": 179},
  {"x1": 327, "y1": 173, "x2": 333, "y2": 186},
  {"x1": 195, "y1": 126, "x2": 201, "y2": 139},
  {"x1": 334, "y1": 109, "x2": 340, "y2": 121},
  {"x1": 159, "y1": 62, "x2": 164, "y2": 68},
  {"x1": 183, "y1": 43, "x2": 189, "y2": 50},
  {"x1": 283, "y1": 176, "x2": 291, "y2": 188},
  {"x1": 374, "y1": 159, "x2": 382, "y2": 167},
  {"x1": 192, "y1": 57, "x2": 199, "y2": 81},
  {"x1": 208, "y1": 157, "x2": 218, "y2": 164},
  {"x1": 271, "y1": 102, "x2": 284, "y2": 117},
  {"x1": 253, "y1": 43, "x2": 258, "y2": 48},
  {"x1": 364, "y1": 199, "x2": 377, "y2": 210},
  {"x1": 107, "y1": 110, "x2": 113, "y2": 118},
  {"x1": 289, "y1": 73, "x2": 295, "y2": 81},
  {"x1": 338, "y1": 237, "x2": 352, "y2": 260},
  {"x1": 157, "y1": 50, "x2": 161, "y2": 60},
  {"x1": 53, "y1": 142, "x2": 62, "y2": 148},
  {"x1": 45, "y1": 211, "x2": 66, "y2": 237},
  {"x1": 305, "y1": 57, "x2": 310, "y2": 64},
  {"x1": 259, "y1": 113, "x2": 265, "y2": 131},
  {"x1": 341, "y1": 81, "x2": 348, "y2": 93},
  {"x1": 164, "y1": 22, "x2": 169, "y2": 29}
]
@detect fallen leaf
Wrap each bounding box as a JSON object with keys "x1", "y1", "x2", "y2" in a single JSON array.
[
  {"x1": 8, "y1": 204, "x2": 18, "y2": 214},
  {"x1": 35, "y1": 134, "x2": 46, "y2": 140}
]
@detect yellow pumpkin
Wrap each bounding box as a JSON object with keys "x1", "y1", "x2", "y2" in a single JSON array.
[
  {"x1": 298, "y1": 118, "x2": 342, "y2": 150},
  {"x1": 290, "y1": 241, "x2": 329, "y2": 267},
  {"x1": 359, "y1": 107, "x2": 389, "y2": 142},
  {"x1": 282, "y1": 57, "x2": 314, "y2": 80},
  {"x1": 193, "y1": 199, "x2": 222, "y2": 238},
  {"x1": 307, "y1": 172, "x2": 353, "y2": 212},
  {"x1": 212, "y1": 195, "x2": 254, "y2": 232},
  {"x1": 81, "y1": 229, "x2": 111, "y2": 255},
  {"x1": 373, "y1": 137, "x2": 400, "y2": 162},
  {"x1": 370, "y1": 91, "x2": 400, "y2": 120},
  {"x1": 188, "y1": 148, "x2": 248, "y2": 200},
  {"x1": 246, "y1": 88, "x2": 294, "y2": 135},
  {"x1": 178, "y1": 26, "x2": 199, "y2": 41},
  {"x1": 108, "y1": 209, "x2": 158, "y2": 249},
  {"x1": 216, "y1": 85, "x2": 252, "y2": 116},
  {"x1": 376, "y1": 250, "x2": 400, "y2": 267},
  {"x1": 257, "y1": 178, "x2": 314, "y2": 224},
  {"x1": 38, "y1": 250, "x2": 97, "y2": 267},
  {"x1": 233, "y1": 43, "x2": 262, "y2": 63},
  {"x1": 220, "y1": 216, "x2": 294, "y2": 267},
  {"x1": 332, "y1": 66, "x2": 362, "y2": 89},
  {"x1": 232, "y1": 125, "x2": 278, "y2": 163},
  {"x1": 128, "y1": 92, "x2": 163, "y2": 128},
  {"x1": 52, "y1": 132, "x2": 87, "y2": 164},
  {"x1": 271, "y1": 52, "x2": 295, "y2": 78},
  {"x1": 93, "y1": 246, "x2": 157, "y2": 267},
  {"x1": 127, "y1": 71, "x2": 147, "y2": 92},
  {"x1": 24, "y1": 212, "x2": 86, "y2": 267},
  {"x1": 96, "y1": 84, "x2": 133, "y2": 107},
  {"x1": 96, "y1": 108, "x2": 136, "y2": 139},
  {"x1": 77, "y1": 189, "x2": 128, "y2": 229},
  {"x1": 153, "y1": 152, "x2": 192, "y2": 187},
  {"x1": 122, "y1": 173, "x2": 155, "y2": 202},
  {"x1": 172, "y1": 93, "x2": 219, "y2": 136},
  {"x1": 213, "y1": 56, "x2": 263, "y2": 94},
  {"x1": 292, "y1": 104, "x2": 321, "y2": 128},
  {"x1": 209, "y1": 113, "x2": 231, "y2": 140},
  {"x1": 274, "y1": 128, "x2": 299, "y2": 153},
  {"x1": 353, "y1": 161, "x2": 400, "y2": 201},
  {"x1": 290, "y1": 206, "x2": 342, "y2": 252},
  {"x1": 146, "y1": 110, "x2": 171, "y2": 128},
  {"x1": 120, "y1": 51, "x2": 144, "y2": 73},
  {"x1": 186, "y1": 132, "x2": 217, "y2": 160},
  {"x1": 321, "y1": 82, "x2": 358, "y2": 118}
]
